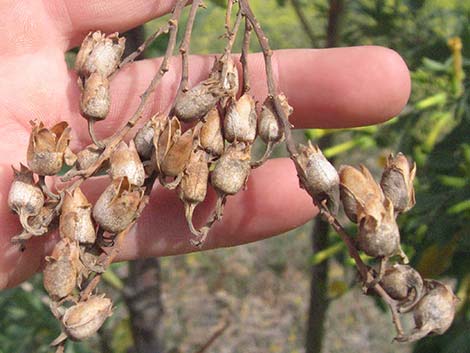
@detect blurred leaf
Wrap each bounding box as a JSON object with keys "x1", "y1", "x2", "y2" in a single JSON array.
[
  {"x1": 414, "y1": 92, "x2": 447, "y2": 110},
  {"x1": 417, "y1": 235, "x2": 459, "y2": 277},
  {"x1": 310, "y1": 242, "x2": 344, "y2": 266}
]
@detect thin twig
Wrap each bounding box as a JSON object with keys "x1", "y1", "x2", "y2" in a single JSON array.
[
  {"x1": 240, "y1": 17, "x2": 252, "y2": 94},
  {"x1": 225, "y1": 0, "x2": 234, "y2": 33},
  {"x1": 192, "y1": 319, "x2": 230, "y2": 353},
  {"x1": 240, "y1": 0, "x2": 404, "y2": 337},
  {"x1": 62, "y1": 1, "x2": 187, "y2": 183}
]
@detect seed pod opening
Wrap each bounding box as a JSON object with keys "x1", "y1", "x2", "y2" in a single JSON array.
[
  {"x1": 79, "y1": 72, "x2": 110, "y2": 120},
  {"x1": 200, "y1": 108, "x2": 224, "y2": 157},
  {"x1": 380, "y1": 153, "x2": 416, "y2": 214},
  {"x1": 339, "y1": 165, "x2": 384, "y2": 223},
  {"x1": 153, "y1": 116, "x2": 181, "y2": 169},
  {"x1": 43, "y1": 239, "x2": 80, "y2": 301},
  {"x1": 396, "y1": 280, "x2": 458, "y2": 342},
  {"x1": 295, "y1": 142, "x2": 340, "y2": 214},
  {"x1": 224, "y1": 94, "x2": 257, "y2": 144},
  {"x1": 258, "y1": 94, "x2": 293, "y2": 143},
  {"x1": 211, "y1": 143, "x2": 251, "y2": 196},
  {"x1": 75, "y1": 31, "x2": 125, "y2": 78},
  {"x1": 27, "y1": 121, "x2": 72, "y2": 175},
  {"x1": 134, "y1": 120, "x2": 155, "y2": 160},
  {"x1": 109, "y1": 141, "x2": 145, "y2": 186},
  {"x1": 60, "y1": 188, "x2": 96, "y2": 244},
  {"x1": 62, "y1": 295, "x2": 113, "y2": 341},
  {"x1": 92, "y1": 178, "x2": 143, "y2": 233},
  {"x1": 161, "y1": 128, "x2": 194, "y2": 177},
  {"x1": 8, "y1": 165, "x2": 44, "y2": 216}
]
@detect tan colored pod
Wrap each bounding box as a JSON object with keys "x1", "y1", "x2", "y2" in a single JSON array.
[
  {"x1": 109, "y1": 141, "x2": 145, "y2": 186},
  {"x1": 295, "y1": 142, "x2": 339, "y2": 214},
  {"x1": 60, "y1": 188, "x2": 96, "y2": 244},
  {"x1": 79, "y1": 72, "x2": 110, "y2": 120},
  {"x1": 179, "y1": 150, "x2": 210, "y2": 204},
  {"x1": 161, "y1": 128, "x2": 194, "y2": 177},
  {"x1": 258, "y1": 94, "x2": 293, "y2": 143},
  {"x1": 224, "y1": 94, "x2": 257, "y2": 144},
  {"x1": 397, "y1": 280, "x2": 458, "y2": 342},
  {"x1": 211, "y1": 143, "x2": 251, "y2": 196},
  {"x1": 75, "y1": 31, "x2": 125, "y2": 78},
  {"x1": 92, "y1": 178, "x2": 143, "y2": 233},
  {"x1": 200, "y1": 108, "x2": 224, "y2": 157},
  {"x1": 380, "y1": 153, "x2": 416, "y2": 214},
  {"x1": 8, "y1": 164, "x2": 44, "y2": 216},
  {"x1": 153, "y1": 116, "x2": 181, "y2": 169},
  {"x1": 76, "y1": 144, "x2": 102, "y2": 171},
  {"x1": 43, "y1": 238, "x2": 80, "y2": 301},
  {"x1": 133, "y1": 120, "x2": 155, "y2": 160},
  {"x1": 27, "y1": 121, "x2": 72, "y2": 175},
  {"x1": 62, "y1": 294, "x2": 113, "y2": 341}
]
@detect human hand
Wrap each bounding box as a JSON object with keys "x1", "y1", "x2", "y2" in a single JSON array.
[{"x1": 0, "y1": 0, "x2": 410, "y2": 289}]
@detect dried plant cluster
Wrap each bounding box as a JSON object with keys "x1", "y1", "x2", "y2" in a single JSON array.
[{"x1": 6, "y1": 0, "x2": 458, "y2": 350}]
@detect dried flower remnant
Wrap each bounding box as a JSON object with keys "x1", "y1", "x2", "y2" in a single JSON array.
[
  {"x1": 160, "y1": 128, "x2": 194, "y2": 178},
  {"x1": 152, "y1": 116, "x2": 181, "y2": 172},
  {"x1": 295, "y1": 142, "x2": 340, "y2": 214},
  {"x1": 27, "y1": 121, "x2": 73, "y2": 176},
  {"x1": 224, "y1": 94, "x2": 257, "y2": 144},
  {"x1": 60, "y1": 188, "x2": 96, "y2": 244},
  {"x1": 200, "y1": 108, "x2": 224, "y2": 157},
  {"x1": 79, "y1": 72, "x2": 111, "y2": 120},
  {"x1": 380, "y1": 264, "x2": 424, "y2": 312},
  {"x1": 381, "y1": 153, "x2": 416, "y2": 214},
  {"x1": 109, "y1": 141, "x2": 145, "y2": 186},
  {"x1": 61, "y1": 295, "x2": 113, "y2": 341},
  {"x1": 397, "y1": 280, "x2": 458, "y2": 342},
  {"x1": 92, "y1": 177, "x2": 143, "y2": 233}
]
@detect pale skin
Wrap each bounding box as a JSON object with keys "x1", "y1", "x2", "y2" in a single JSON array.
[{"x1": 0, "y1": 0, "x2": 411, "y2": 289}]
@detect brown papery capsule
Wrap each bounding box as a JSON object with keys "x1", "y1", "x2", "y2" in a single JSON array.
[
  {"x1": 219, "y1": 56, "x2": 239, "y2": 98},
  {"x1": 380, "y1": 264, "x2": 424, "y2": 312},
  {"x1": 8, "y1": 164, "x2": 44, "y2": 216},
  {"x1": 258, "y1": 94, "x2": 293, "y2": 143},
  {"x1": 92, "y1": 178, "x2": 143, "y2": 233},
  {"x1": 224, "y1": 94, "x2": 257, "y2": 144},
  {"x1": 27, "y1": 121, "x2": 72, "y2": 175},
  {"x1": 76, "y1": 143, "x2": 108, "y2": 172},
  {"x1": 75, "y1": 31, "x2": 125, "y2": 78},
  {"x1": 109, "y1": 141, "x2": 145, "y2": 186},
  {"x1": 396, "y1": 280, "x2": 458, "y2": 342},
  {"x1": 339, "y1": 165, "x2": 384, "y2": 223},
  {"x1": 60, "y1": 188, "x2": 96, "y2": 244},
  {"x1": 153, "y1": 116, "x2": 181, "y2": 169},
  {"x1": 380, "y1": 153, "x2": 416, "y2": 214},
  {"x1": 134, "y1": 119, "x2": 155, "y2": 160},
  {"x1": 161, "y1": 128, "x2": 194, "y2": 177},
  {"x1": 211, "y1": 143, "x2": 251, "y2": 196},
  {"x1": 62, "y1": 294, "x2": 113, "y2": 341},
  {"x1": 295, "y1": 142, "x2": 340, "y2": 214},
  {"x1": 43, "y1": 238, "x2": 80, "y2": 301},
  {"x1": 200, "y1": 108, "x2": 224, "y2": 157},
  {"x1": 79, "y1": 72, "x2": 110, "y2": 120}
]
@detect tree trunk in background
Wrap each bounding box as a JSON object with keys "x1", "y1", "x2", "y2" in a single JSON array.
[
  {"x1": 120, "y1": 26, "x2": 165, "y2": 353},
  {"x1": 303, "y1": 2, "x2": 345, "y2": 353}
]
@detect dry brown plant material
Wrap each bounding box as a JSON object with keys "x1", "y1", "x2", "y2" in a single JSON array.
[
  {"x1": 224, "y1": 93, "x2": 257, "y2": 143},
  {"x1": 109, "y1": 141, "x2": 145, "y2": 186},
  {"x1": 200, "y1": 107, "x2": 224, "y2": 157},
  {"x1": 60, "y1": 188, "x2": 96, "y2": 244}
]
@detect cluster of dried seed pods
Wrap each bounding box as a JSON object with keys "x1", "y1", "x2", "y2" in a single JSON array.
[{"x1": 6, "y1": 0, "x2": 458, "y2": 349}]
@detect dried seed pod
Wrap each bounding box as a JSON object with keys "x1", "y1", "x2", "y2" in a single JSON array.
[
  {"x1": 200, "y1": 108, "x2": 224, "y2": 157},
  {"x1": 380, "y1": 153, "x2": 416, "y2": 214},
  {"x1": 109, "y1": 141, "x2": 145, "y2": 186},
  {"x1": 160, "y1": 128, "x2": 194, "y2": 177},
  {"x1": 339, "y1": 165, "x2": 384, "y2": 223},
  {"x1": 8, "y1": 164, "x2": 44, "y2": 216},
  {"x1": 62, "y1": 294, "x2": 113, "y2": 341},
  {"x1": 396, "y1": 280, "x2": 458, "y2": 342},
  {"x1": 218, "y1": 56, "x2": 239, "y2": 98},
  {"x1": 92, "y1": 178, "x2": 143, "y2": 233},
  {"x1": 380, "y1": 264, "x2": 424, "y2": 312},
  {"x1": 153, "y1": 116, "x2": 181, "y2": 169},
  {"x1": 43, "y1": 238, "x2": 80, "y2": 301},
  {"x1": 27, "y1": 121, "x2": 72, "y2": 175},
  {"x1": 295, "y1": 142, "x2": 340, "y2": 214},
  {"x1": 134, "y1": 119, "x2": 155, "y2": 160},
  {"x1": 79, "y1": 72, "x2": 110, "y2": 120},
  {"x1": 356, "y1": 197, "x2": 402, "y2": 259},
  {"x1": 224, "y1": 94, "x2": 257, "y2": 144},
  {"x1": 75, "y1": 31, "x2": 125, "y2": 78},
  {"x1": 60, "y1": 188, "x2": 96, "y2": 244},
  {"x1": 76, "y1": 143, "x2": 106, "y2": 171},
  {"x1": 211, "y1": 143, "x2": 251, "y2": 196},
  {"x1": 258, "y1": 94, "x2": 293, "y2": 143}
]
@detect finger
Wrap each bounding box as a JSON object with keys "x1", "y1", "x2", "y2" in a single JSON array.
[
  {"x1": 0, "y1": 158, "x2": 315, "y2": 289},
  {"x1": 63, "y1": 46, "x2": 410, "y2": 147},
  {"x1": 51, "y1": 0, "x2": 181, "y2": 49}
]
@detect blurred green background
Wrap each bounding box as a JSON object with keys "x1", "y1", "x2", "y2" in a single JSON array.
[{"x1": 3, "y1": 0, "x2": 470, "y2": 352}]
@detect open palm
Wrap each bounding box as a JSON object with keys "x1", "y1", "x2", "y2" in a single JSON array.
[{"x1": 0, "y1": 0, "x2": 410, "y2": 289}]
